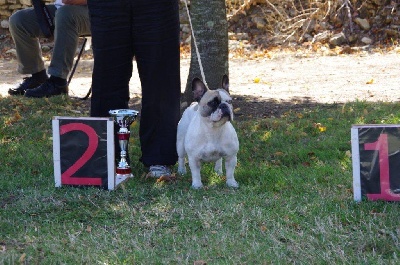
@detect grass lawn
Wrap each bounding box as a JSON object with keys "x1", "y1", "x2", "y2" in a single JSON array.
[{"x1": 1, "y1": 95, "x2": 400, "y2": 264}]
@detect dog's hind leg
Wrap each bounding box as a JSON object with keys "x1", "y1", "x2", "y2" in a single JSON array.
[
  {"x1": 214, "y1": 158, "x2": 223, "y2": 175},
  {"x1": 176, "y1": 136, "x2": 187, "y2": 174},
  {"x1": 178, "y1": 156, "x2": 187, "y2": 175}
]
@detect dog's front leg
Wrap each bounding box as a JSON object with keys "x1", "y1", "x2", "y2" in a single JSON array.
[
  {"x1": 188, "y1": 157, "x2": 203, "y2": 189},
  {"x1": 214, "y1": 158, "x2": 223, "y2": 175},
  {"x1": 225, "y1": 155, "x2": 239, "y2": 188}
]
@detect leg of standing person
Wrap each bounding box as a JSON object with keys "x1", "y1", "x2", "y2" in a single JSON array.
[
  {"x1": 87, "y1": 0, "x2": 135, "y2": 166},
  {"x1": 87, "y1": 0, "x2": 133, "y2": 116},
  {"x1": 8, "y1": 6, "x2": 55, "y2": 95},
  {"x1": 132, "y1": 0, "x2": 181, "y2": 171},
  {"x1": 88, "y1": 0, "x2": 180, "y2": 175},
  {"x1": 25, "y1": 5, "x2": 91, "y2": 98}
]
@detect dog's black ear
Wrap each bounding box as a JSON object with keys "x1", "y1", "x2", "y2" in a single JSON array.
[
  {"x1": 222, "y1": 75, "x2": 229, "y2": 92},
  {"x1": 192, "y1": 77, "x2": 208, "y2": 102}
]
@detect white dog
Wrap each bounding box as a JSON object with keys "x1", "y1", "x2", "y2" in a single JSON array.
[{"x1": 177, "y1": 75, "x2": 239, "y2": 189}]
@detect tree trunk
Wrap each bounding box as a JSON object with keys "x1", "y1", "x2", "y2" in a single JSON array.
[{"x1": 181, "y1": 0, "x2": 229, "y2": 111}]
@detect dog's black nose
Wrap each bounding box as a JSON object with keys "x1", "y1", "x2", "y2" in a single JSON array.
[
  {"x1": 219, "y1": 103, "x2": 231, "y2": 120},
  {"x1": 220, "y1": 103, "x2": 229, "y2": 111}
]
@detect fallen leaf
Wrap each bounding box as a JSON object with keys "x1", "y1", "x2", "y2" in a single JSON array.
[
  {"x1": 370, "y1": 209, "x2": 386, "y2": 216},
  {"x1": 366, "y1": 78, "x2": 374, "y2": 84},
  {"x1": 19, "y1": 253, "x2": 26, "y2": 263},
  {"x1": 156, "y1": 174, "x2": 177, "y2": 183},
  {"x1": 313, "y1": 122, "x2": 321, "y2": 127},
  {"x1": 314, "y1": 122, "x2": 327, "y2": 132},
  {"x1": 14, "y1": 111, "x2": 21, "y2": 121}
]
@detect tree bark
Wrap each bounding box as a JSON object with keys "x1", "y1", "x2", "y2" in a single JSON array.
[{"x1": 181, "y1": 0, "x2": 229, "y2": 111}]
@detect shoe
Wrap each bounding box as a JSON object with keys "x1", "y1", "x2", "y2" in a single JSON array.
[
  {"x1": 8, "y1": 76, "x2": 47, "y2": 96},
  {"x1": 147, "y1": 165, "x2": 172, "y2": 178},
  {"x1": 25, "y1": 79, "x2": 68, "y2": 98}
]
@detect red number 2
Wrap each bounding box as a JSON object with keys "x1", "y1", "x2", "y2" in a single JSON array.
[
  {"x1": 60, "y1": 123, "x2": 102, "y2": 186},
  {"x1": 364, "y1": 134, "x2": 400, "y2": 201}
]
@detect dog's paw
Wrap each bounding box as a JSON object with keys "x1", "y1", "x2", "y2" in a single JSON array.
[
  {"x1": 226, "y1": 179, "x2": 239, "y2": 188},
  {"x1": 177, "y1": 166, "x2": 186, "y2": 175},
  {"x1": 191, "y1": 181, "x2": 203, "y2": 189}
]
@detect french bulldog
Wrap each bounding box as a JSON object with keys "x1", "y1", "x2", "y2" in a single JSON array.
[{"x1": 177, "y1": 75, "x2": 239, "y2": 189}]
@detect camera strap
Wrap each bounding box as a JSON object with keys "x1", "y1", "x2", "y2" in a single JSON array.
[{"x1": 32, "y1": 0, "x2": 54, "y2": 38}]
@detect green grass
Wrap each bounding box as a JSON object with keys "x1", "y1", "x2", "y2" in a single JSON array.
[{"x1": 1, "y1": 95, "x2": 400, "y2": 264}]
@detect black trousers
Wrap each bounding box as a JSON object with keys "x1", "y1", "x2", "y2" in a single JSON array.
[{"x1": 87, "y1": 0, "x2": 181, "y2": 167}]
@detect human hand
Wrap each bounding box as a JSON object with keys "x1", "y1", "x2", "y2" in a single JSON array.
[{"x1": 62, "y1": 0, "x2": 87, "y2": 5}]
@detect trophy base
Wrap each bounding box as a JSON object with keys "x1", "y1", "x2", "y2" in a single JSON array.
[
  {"x1": 116, "y1": 167, "x2": 133, "y2": 180},
  {"x1": 116, "y1": 172, "x2": 133, "y2": 178},
  {"x1": 116, "y1": 167, "x2": 132, "y2": 174},
  {"x1": 115, "y1": 173, "x2": 133, "y2": 186},
  {"x1": 108, "y1": 168, "x2": 133, "y2": 190}
]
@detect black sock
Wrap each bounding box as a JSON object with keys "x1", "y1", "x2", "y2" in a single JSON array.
[
  {"x1": 32, "y1": 70, "x2": 48, "y2": 81},
  {"x1": 49, "y1": 76, "x2": 67, "y2": 86}
]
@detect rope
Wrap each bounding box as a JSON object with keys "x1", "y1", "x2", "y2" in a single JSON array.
[{"x1": 183, "y1": 0, "x2": 208, "y2": 88}]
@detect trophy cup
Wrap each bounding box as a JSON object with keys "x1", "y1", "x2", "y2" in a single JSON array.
[{"x1": 109, "y1": 109, "x2": 139, "y2": 179}]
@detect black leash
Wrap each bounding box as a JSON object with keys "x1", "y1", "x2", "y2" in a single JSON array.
[
  {"x1": 80, "y1": 86, "x2": 92, "y2": 100},
  {"x1": 67, "y1": 37, "x2": 92, "y2": 100}
]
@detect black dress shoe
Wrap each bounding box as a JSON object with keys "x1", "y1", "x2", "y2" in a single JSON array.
[
  {"x1": 24, "y1": 79, "x2": 68, "y2": 98},
  {"x1": 8, "y1": 76, "x2": 47, "y2": 96}
]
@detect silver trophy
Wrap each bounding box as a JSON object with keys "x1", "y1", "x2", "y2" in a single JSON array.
[{"x1": 109, "y1": 109, "x2": 139, "y2": 179}]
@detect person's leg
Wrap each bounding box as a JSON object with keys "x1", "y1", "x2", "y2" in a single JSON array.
[
  {"x1": 133, "y1": 0, "x2": 181, "y2": 167},
  {"x1": 48, "y1": 5, "x2": 91, "y2": 79},
  {"x1": 87, "y1": 0, "x2": 135, "y2": 166},
  {"x1": 8, "y1": 6, "x2": 56, "y2": 75},
  {"x1": 8, "y1": 6, "x2": 55, "y2": 95},
  {"x1": 87, "y1": 0, "x2": 133, "y2": 117},
  {"x1": 26, "y1": 5, "x2": 91, "y2": 98}
]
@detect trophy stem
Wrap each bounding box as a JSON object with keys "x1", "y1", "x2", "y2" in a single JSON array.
[
  {"x1": 116, "y1": 131, "x2": 133, "y2": 178},
  {"x1": 109, "y1": 109, "x2": 139, "y2": 181}
]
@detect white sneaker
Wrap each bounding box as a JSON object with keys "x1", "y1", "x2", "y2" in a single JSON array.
[{"x1": 148, "y1": 165, "x2": 172, "y2": 178}]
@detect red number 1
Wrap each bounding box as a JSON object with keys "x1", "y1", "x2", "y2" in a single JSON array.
[{"x1": 364, "y1": 134, "x2": 400, "y2": 201}]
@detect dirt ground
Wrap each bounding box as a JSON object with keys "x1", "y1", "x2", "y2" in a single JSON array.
[{"x1": 1, "y1": 48, "x2": 400, "y2": 119}]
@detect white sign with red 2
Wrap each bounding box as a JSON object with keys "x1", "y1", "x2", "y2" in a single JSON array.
[{"x1": 52, "y1": 116, "x2": 118, "y2": 190}]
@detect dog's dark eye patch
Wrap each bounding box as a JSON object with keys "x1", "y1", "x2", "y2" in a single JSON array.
[{"x1": 208, "y1": 97, "x2": 221, "y2": 108}]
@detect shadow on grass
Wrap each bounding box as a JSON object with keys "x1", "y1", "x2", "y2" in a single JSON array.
[
  {"x1": 120, "y1": 94, "x2": 343, "y2": 121},
  {"x1": 230, "y1": 94, "x2": 344, "y2": 120}
]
